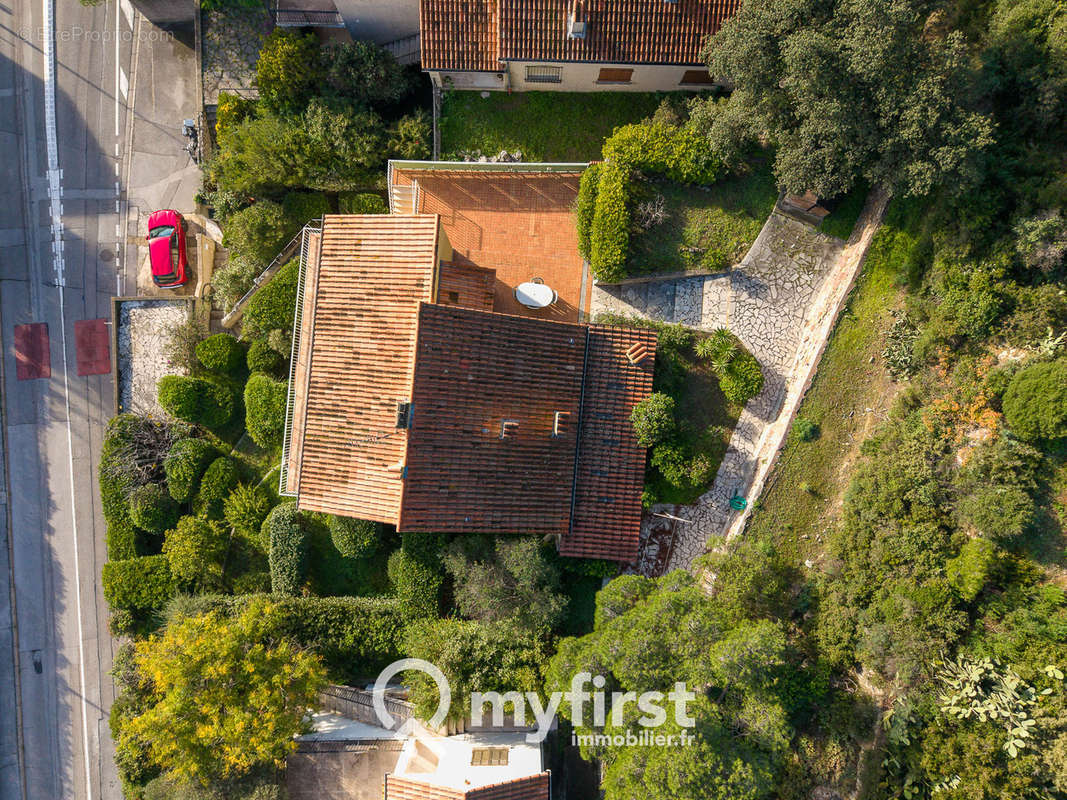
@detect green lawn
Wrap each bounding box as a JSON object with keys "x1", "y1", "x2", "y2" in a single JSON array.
[
  {"x1": 628, "y1": 156, "x2": 779, "y2": 275},
  {"x1": 745, "y1": 199, "x2": 928, "y2": 558},
  {"x1": 439, "y1": 91, "x2": 677, "y2": 162}
]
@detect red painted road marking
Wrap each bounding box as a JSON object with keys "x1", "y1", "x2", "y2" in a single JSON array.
[
  {"x1": 74, "y1": 319, "x2": 111, "y2": 376},
  {"x1": 14, "y1": 322, "x2": 50, "y2": 380}
]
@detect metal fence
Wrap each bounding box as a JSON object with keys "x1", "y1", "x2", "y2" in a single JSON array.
[
  {"x1": 277, "y1": 224, "x2": 318, "y2": 497},
  {"x1": 320, "y1": 685, "x2": 413, "y2": 728}
]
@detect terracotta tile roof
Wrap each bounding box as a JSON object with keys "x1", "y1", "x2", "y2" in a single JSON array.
[
  {"x1": 420, "y1": 0, "x2": 740, "y2": 71},
  {"x1": 437, "y1": 261, "x2": 497, "y2": 312},
  {"x1": 400, "y1": 304, "x2": 585, "y2": 534},
  {"x1": 384, "y1": 772, "x2": 550, "y2": 799},
  {"x1": 420, "y1": 0, "x2": 500, "y2": 71},
  {"x1": 293, "y1": 214, "x2": 440, "y2": 523},
  {"x1": 564, "y1": 325, "x2": 657, "y2": 561}
]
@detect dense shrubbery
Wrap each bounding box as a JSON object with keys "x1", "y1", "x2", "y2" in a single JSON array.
[
  {"x1": 223, "y1": 484, "x2": 273, "y2": 539},
  {"x1": 240, "y1": 261, "x2": 299, "y2": 343},
  {"x1": 220, "y1": 201, "x2": 294, "y2": 267},
  {"x1": 262, "y1": 503, "x2": 307, "y2": 595},
  {"x1": 163, "y1": 516, "x2": 227, "y2": 588},
  {"x1": 327, "y1": 515, "x2": 379, "y2": 559},
  {"x1": 157, "y1": 376, "x2": 235, "y2": 430},
  {"x1": 194, "y1": 457, "x2": 240, "y2": 520},
  {"x1": 281, "y1": 191, "x2": 330, "y2": 226},
  {"x1": 1002, "y1": 359, "x2": 1067, "y2": 441},
  {"x1": 129, "y1": 484, "x2": 180, "y2": 535},
  {"x1": 163, "y1": 593, "x2": 405, "y2": 682},
  {"x1": 602, "y1": 122, "x2": 723, "y2": 185},
  {"x1": 163, "y1": 438, "x2": 216, "y2": 503},
  {"x1": 629, "y1": 392, "x2": 676, "y2": 447},
  {"x1": 195, "y1": 333, "x2": 245, "y2": 376},
  {"x1": 102, "y1": 555, "x2": 176, "y2": 612},
  {"x1": 718, "y1": 348, "x2": 764, "y2": 404},
  {"x1": 243, "y1": 373, "x2": 288, "y2": 450}
]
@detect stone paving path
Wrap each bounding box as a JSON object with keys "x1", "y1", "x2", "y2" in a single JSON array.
[
  {"x1": 595, "y1": 200, "x2": 889, "y2": 574},
  {"x1": 201, "y1": 6, "x2": 272, "y2": 105}
]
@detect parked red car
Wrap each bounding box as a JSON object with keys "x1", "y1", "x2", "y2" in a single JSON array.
[{"x1": 146, "y1": 209, "x2": 188, "y2": 288}]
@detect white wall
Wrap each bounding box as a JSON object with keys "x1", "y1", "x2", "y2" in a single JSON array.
[
  {"x1": 431, "y1": 62, "x2": 721, "y2": 93},
  {"x1": 333, "y1": 0, "x2": 419, "y2": 43}
]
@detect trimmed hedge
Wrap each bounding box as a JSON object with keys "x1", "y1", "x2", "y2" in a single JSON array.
[
  {"x1": 387, "y1": 548, "x2": 441, "y2": 620},
  {"x1": 282, "y1": 191, "x2": 330, "y2": 224},
  {"x1": 242, "y1": 260, "x2": 299, "y2": 342},
  {"x1": 128, "y1": 484, "x2": 180, "y2": 535},
  {"x1": 221, "y1": 200, "x2": 294, "y2": 266},
  {"x1": 164, "y1": 593, "x2": 405, "y2": 682},
  {"x1": 581, "y1": 121, "x2": 724, "y2": 282},
  {"x1": 264, "y1": 503, "x2": 308, "y2": 594},
  {"x1": 101, "y1": 555, "x2": 176, "y2": 611},
  {"x1": 588, "y1": 161, "x2": 631, "y2": 283},
  {"x1": 338, "y1": 192, "x2": 387, "y2": 214},
  {"x1": 244, "y1": 373, "x2": 288, "y2": 450},
  {"x1": 193, "y1": 457, "x2": 240, "y2": 519},
  {"x1": 247, "y1": 339, "x2": 285, "y2": 375},
  {"x1": 575, "y1": 163, "x2": 600, "y2": 260},
  {"x1": 157, "y1": 375, "x2": 234, "y2": 430},
  {"x1": 328, "y1": 515, "x2": 380, "y2": 559},
  {"x1": 163, "y1": 438, "x2": 216, "y2": 503},
  {"x1": 602, "y1": 122, "x2": 723, "y2": 185},
  {"x1": 223, "y1": 483, "x2": 274, "y2": 538},
  {"x1": 194, "y1": 333, "x2": 245, "y2": 376}
]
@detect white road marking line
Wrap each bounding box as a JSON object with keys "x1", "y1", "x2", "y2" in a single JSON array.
[
  {"x1": 114, "y1": 200, "x2": 119, "y2": 213},
  {"x1": 120, "y1": 0, "x2": 133, "y2": 28},
  {"x1": 41, "y1": 0, "x2": 94, "y2": 797},
  {"x1": 118, "y1": 68, "x2": 128, "y2": 101},
  {"x1": 113, "y1": 0, "x2": 120, "y2": 137}
]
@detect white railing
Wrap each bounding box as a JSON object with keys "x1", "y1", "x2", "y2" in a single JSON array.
[{"x1": 277, "y1": 224, "x2": 318, "y2": 497}]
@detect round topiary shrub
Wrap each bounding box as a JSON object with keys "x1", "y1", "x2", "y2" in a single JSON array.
[
  {"x1": 247, "y1": 339, "x2": 285, "y2": 376},
  {"x1": 163, "y1": 438, "x2": 216, "y2": 502},
  {"x1": 101, "y1": 555, "x2": 176, "y2": 612},
  {"x1": 194, "y1": 333, "x2": 245, "y2": 376},
  {"x1": 1002, "y1": 359, "x2": 1067, "y2": 441},
  {"x1": 193, "y1": 457, "x2": 240, "y2": 519},
  {"x1": 630, "y1": 392, "x2": 676, "y2": 447},
  {"x1": 328, "y1": 515, "x2": 380, "y2": 559},
  {"x1": 244, "y1": 373, "x2": 289, "y2": 450},
  {"x1": 128, "y1": 484, "x2": 180, "y2": 534},
  {"x1": 263, "y1": 503, "x2": 308, "y2": 595},
  {"x1": 157, "y1": 375, "x2": 235, "y2": 430},
  {"x1": 242, "y1": 260, "x2": 299, "y2": 341},
  {"x1": 224, "y1": 483, "x2": 274, "y2": 538}
]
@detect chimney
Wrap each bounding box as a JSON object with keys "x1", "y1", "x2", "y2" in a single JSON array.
[
  {"x1": 500, "y1": 419, "x2": 519, "y2": 438},
  {"x1": 626, "y1": 342, "x2": 650, "y2": 365},
  {"x1": 567, "y1": 0, "x2": 586, "y2": 38},
  {"x1": 552, "y1": 411, "x2": 570, "y2": 437}
]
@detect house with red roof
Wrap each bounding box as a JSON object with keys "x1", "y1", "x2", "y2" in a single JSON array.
[
  {"x1": 419, "y1": 0, "x2": 741, "y2": 92},
  {"x1": 280, "y1": 161, "x2": 656, "y2": 562}
]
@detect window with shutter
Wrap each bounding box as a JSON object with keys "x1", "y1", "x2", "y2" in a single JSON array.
[
  {"x1": 680, "y1": 69, "x2": 715, "y2": 85},
  {"x1": 596, "y1": 68, "x2": 634, "y2": 83}
]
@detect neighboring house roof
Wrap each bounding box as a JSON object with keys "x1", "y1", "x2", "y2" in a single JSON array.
[
  {"x1": 420, "y1": 0, "x2": 500, "y2": 71},
  {"x1": 420, "y1": 0, "x2": 741, "y2": 71},
  {"x1": 437, "y1": 261, "x2": 496, "y2": 312},
  {"x1": 384, "y1": 772, "x2": 551, "y2": 800},
  {"x1": 291, "y1": 214, "x2": 440, "y2": 523}
]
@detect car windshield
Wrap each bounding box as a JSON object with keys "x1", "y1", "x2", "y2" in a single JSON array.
[{"x1": 149, "y1": 225, "x2": 174, "y2": 239}]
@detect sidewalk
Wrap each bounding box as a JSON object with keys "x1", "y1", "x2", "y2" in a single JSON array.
[{"x1": 120, "y1": 7, "x2": 202, "y2": 295}]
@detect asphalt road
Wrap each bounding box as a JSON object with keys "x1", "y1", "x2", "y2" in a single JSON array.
[{"x1": 0, "y1": 0, "x2": 199, "y2": 797}]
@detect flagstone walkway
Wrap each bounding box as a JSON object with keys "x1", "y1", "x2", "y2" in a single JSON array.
[{"x1": 596, "y1": 196, "x2": 889, "y2": 574}]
